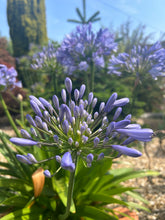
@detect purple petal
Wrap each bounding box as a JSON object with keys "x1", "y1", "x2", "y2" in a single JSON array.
[{"x1": 10, "y1": 137, "x2": 38, "y2": 146}]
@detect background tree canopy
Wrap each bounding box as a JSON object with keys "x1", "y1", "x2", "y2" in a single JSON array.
[{"x1": 7, "y1": 0, "x2": 48, "y2": 57}]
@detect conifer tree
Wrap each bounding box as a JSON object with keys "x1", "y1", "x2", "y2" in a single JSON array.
[{"x1": 7, "y1": 0, "x2": 48, "y2": 57}]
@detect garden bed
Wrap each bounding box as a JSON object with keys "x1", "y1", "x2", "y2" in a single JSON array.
[{"x1": 0, "y1": 117, "x2": 165, "y2": 220}]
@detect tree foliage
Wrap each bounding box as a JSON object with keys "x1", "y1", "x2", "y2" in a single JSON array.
[{"x1": 7, "y1": 0, "x2": 48, "y2": 57}]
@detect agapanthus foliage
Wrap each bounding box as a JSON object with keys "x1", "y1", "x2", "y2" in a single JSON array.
[
  {"x1": 31, "y1": 43, "x2": 57, "y2": 70},
  {"x1": 108, "y1": 42, "x2": 165, "y2": 80},
  {"x1": 0, "y1": 64, "x2": 22, "y2": 91},
  {"x1": 56, "y1": 23, "x2": 117, "y2": 74},
  {"x1": 10, "y1": 77, "x2": 153, "y2": 177}
]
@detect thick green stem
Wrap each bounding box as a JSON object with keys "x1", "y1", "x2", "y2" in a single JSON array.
[
  {"x1": 52, "y1": 69, "x2": 58, "y2": 94},
  {"x1": 85, "y1": 72, "x2": 90, "y2": 95},
  {"x1": 90, "y1": 61, "x2": 95, "y2": 92},
  {"x1": 59, "y1": 155, "x2": 77, "y2": 220},
  {"x1": 20, "y1": 101, "x2": 24, "y2": 124},
  {"x1": 0, "y1": 93, "x2": 21, "y2": 137}
]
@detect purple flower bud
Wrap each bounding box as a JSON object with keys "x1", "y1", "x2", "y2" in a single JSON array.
[
  {"x1": 79, "y1": 84, "x2": 86, "y2": 98},
  {"x1": 35, "y1": 116, "x2": 43, "y2": 129},
  {"x1": 61, "y1": 89, "x2": 66, "y2": 103},
  {"x1": 59, "y1": 104, "x2": 65, "y2": 122},
  {"x1": 56, "y1": 155, "x2": 61, "y2": 163},
  {"x1": 122, "y1": 137, "x2": 135, "y2": 145},
  {"x1": 20, "y1": 129, "x2": 32, "y2": 139},
  {"x1": 115, "y1": 120, "x2": 131, "y2": 129},
  {"x1": 30, "y1": 100, "x2": 43, "y2": 117},
  {"x1": 88, "y1": 92, "x2": 93, "y2": 105},
  {"x1": 43, "y1": 111, "x2": 50, "y2": 122},
  {"x1": 74, "y1": 89, "x2": 79, "y2": 101},
  {"x1": 30, "y1": 128, "x2": 37, "y2": 136},
  {"x1": 94, "y1": 112, "x2": 99, "y2": 119},
  {"x1": 92, "y1": 98, "x2": 97, "y2": 109},
  {"x1": 97, "y1": 152, "x2": 104, "y2": 160},
  {"x1": 125, "y1": 114, "x2": 132, "y2": 120},
  {"x1": 74, "y1": 106, "x2": 80, "y2": 118},
  {"x1": 111, "y1": 145, "x2": 142, "y2": 157},
  {"x1": 99, "y1": 102, "x2": 105, "y2": 113},
  {"x1": 68, "y1": 137, "x2": 73, "y2": 145},
  {"x1": 69, "y1": 100, "x2": 75, "y2": 111},
  {"x1": 75, "y1": 141, "x2": 79, "y2": 147},
  {"x1": 65, "y1": 105, "x2": 72, "y2": 123},
  {"x1": 26, "y1": 153, "x2": 38, "y2": 163},
  {"x1": 61, "y1": 152, "x2": 75, "y2": 172},
  {"x1": 113, "y1": 107, "x2": 122, "y2": 121},
  {"x1": 44, "y1": 170, "x2": 52, "y2": 178},
  {"x1": 125, "y1": 124, "x2": 141, "y2": 129},
  {"x1": 80, "y1": 126, "x2": 86, "y2": 134},
  {"x1": 79, "y1": 104, "x2": 84, "y2": 117},
  {"x1": 82, "y1": 135, "x2": 88, "y2": 143},
  {"x1": 29, "y1": 95, "x2": 45, "y2": 110},
  {"x1": 39, "y1": 97, "x2": 54, "y2": 115},
  {"x1": 42, "y1": 122, "x2": 48, "y2": 131},
  {"x1": 26, "y1": 114, "x2": 36, "y2": 127},
  {"x1": 116, "y1": 128, "x2": 153, "y2": 142},
  {"x1": 10, "y1": 137, "x2": 38, "y2": 146},
  {"x1": 94, "y1": 137, "x2": 100, "y2": 147},
  {"x1": 52, "y1": 95, "x2": 59, "y2": 110},
  {"x1": 104, "y1": 93, "x2": 118, "y2": 113},
  {"x1": 113, "y1": 98, "x2": 129, "y2": 107},
  {"x1": 53, "y1": 135, "x2": 59, "y2": 143},
  {"x1": 106, "y1": 122, "x2": 115, "y2": 136},
  {"x1": 86, "y1": 153, "x2": 94, "y2": 163},
  {"x1": 62, "y1": 120, "x2": 69, "y2": 134},
  {"x1": 65, "y1": 77, "x2": 72, "y2": 94},
  {"x1": 16, "y1": 154, "x2": 32, "y2": 164}
]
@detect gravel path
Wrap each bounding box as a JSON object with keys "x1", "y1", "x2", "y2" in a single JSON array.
[{"x1": 112, "y1": 137, "x2": 165, "y2": 220}]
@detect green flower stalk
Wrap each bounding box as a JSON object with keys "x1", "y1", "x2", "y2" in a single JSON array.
[{"x1": 10, "y1": 77, "x2": 153, "y2": 218}]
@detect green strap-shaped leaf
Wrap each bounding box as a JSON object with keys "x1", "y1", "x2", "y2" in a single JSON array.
[
  {"x1": 0, "y1": 207, "x2": 44, "y2": 220},
  {"x1": 2, "y1": 195, "x2": 29, "y2": 208},
  {"x1": 0, "y1": 178, "x2": 32, "y2": 193},
  {"x1": 52, "y1": 178, "x2": 76, "y2": 213},
  {"x1": 76, "y1": 205, "x2": 118, "y2": 220}
]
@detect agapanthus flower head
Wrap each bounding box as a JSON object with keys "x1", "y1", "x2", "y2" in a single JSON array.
[
  {"x1": 0, "y1": 64, "x2": 22, "y2": 91},
  {"x1": 31, "y1": 42, "x2": 57, "y2": 70},
  {"x1": 108, "y1": 42, "x2": 165, "y2": 80},
  {"x1": 56, "y1": 23, "x2": 117, "y2": 74},
  {"x1": 10, "y1": 77, "x2": 153, "y2": 177}
]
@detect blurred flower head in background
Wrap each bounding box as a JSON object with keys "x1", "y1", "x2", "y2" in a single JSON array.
[
  {"x1": 0, "y1": 64, "x2": 22, "y2": 91},
  {"x1": 56, "y1": 23, "x2": 118, "y2": 74},
  {"x1": 108, "y1": 42, "x2": 165, "y2": 80}
]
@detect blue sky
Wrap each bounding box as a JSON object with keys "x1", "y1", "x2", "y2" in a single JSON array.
[{"x1": 0, "y1": 0, "x2": 165, "y2": 43}]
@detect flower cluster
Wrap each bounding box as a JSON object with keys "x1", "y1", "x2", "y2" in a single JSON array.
[
  {"x1": 31, "y1": 43, "x2": 57, "y2": 70},
  {"x1": 56, "y1": 23, "x2": 117, "y2": 74},
  {"x1": 0, "y1": 64, "x2": 22, "y2": 91},
  {"x1": 108, "y1": 42, "x2": 165, "y2": 79},
  {"x1": 10, "y1": 77, "x2": 153, "y2": 177}
]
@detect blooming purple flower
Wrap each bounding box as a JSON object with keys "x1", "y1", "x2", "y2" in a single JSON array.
[
  {"x1": 61, "y1": 152, "x2": 75, "y2": 172},
  {"x1": 0, "y1": 64, "x2": 22, "y2": 91},
  {"x1": 56, "y1": 23, "x2": 117, "y2": 74},
  {"x1": 10, "y1": 77, "x2": 153, "y2": 177},
  {"x1": 31, "y1": 43, "x2": 57, "y2": 70},
  {"x1": 108, "y1": 42, "x2": 165, "y2": 80}
]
